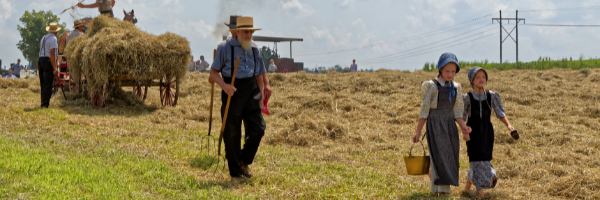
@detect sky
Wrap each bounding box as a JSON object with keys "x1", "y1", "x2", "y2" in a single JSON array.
[{"x1": 1, "y1": 0, "x2": 600, "y2": 71}]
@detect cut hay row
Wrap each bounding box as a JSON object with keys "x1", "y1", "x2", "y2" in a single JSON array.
[{"x1": 64, "y1": 15, "x2": 190, "y2": 100}]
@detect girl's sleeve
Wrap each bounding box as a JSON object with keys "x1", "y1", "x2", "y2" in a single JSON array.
[
  {"x1": 418, "y1": 81, "x2": 434, "y2": 119},
  {"x1": 491, "y1": 91, "x2": 507, "y2": 118},
  {"x1": 463, "y1": 93, "x2": 470, "y2": 121},
  {"x1": 453, "y1": 83, "x2": 465, "y2": 119}
]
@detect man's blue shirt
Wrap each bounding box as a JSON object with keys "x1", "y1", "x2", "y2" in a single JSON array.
[{"x1": 211, "y1": 38, "x2": 266, "y2": 78}]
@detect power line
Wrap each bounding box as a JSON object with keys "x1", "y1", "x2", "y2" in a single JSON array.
[
  {"x1": 296, "y1": 21, "x2": 490, "y2": 56},
  {"x1": 363, "y1": 31, "x2": 499, "y2": 65},
  {"x1": 295, "y1": 12, "x2": 497, "y2": 56},
  {"x1": 362, "y1": 25, "x2": 497, "y2": 62},
  {"x1": 516, "y1": 5, "x2": 600, "y2": 13},
  {"x1": 522, "y1": 23, "x2": 600, "y2": 27}
]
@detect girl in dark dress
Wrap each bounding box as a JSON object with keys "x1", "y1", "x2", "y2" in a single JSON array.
[
  {"x1": 462, "y1": 67, "x2": 516, "y2": 198},
  {"x1": 413, "y1": 53, "x2": 472, "y2": 195}
]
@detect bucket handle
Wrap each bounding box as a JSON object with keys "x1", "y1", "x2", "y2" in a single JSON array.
[{"x1": 409, "y1": 139, "x2": 428, "y2": 157}]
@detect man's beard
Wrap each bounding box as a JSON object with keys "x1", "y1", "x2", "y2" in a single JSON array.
[{"x1": 238, "y1": 37, "x2": 252, "y2": 52}]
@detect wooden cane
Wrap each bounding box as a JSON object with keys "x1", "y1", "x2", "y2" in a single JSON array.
[
  {"x1": 217, "y1": 57, "x2": 240, "y2": 156},
  {"x1": 208, "y1": 49, "x2": 217, "y2": 136}
]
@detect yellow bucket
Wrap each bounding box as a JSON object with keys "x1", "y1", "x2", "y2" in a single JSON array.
[{"x1": 403, "y1": 142, "x2": 430, "y2": 175}]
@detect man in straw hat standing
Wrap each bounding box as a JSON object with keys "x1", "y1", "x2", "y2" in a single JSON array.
[
  {"x1": 38, "y1": 22, "x2": 60, "y2": 108},
  {"x1": 210, "y1": 16, "x2": 268, "y2": 181},
  {"x1": 66, "y1": 20, "x2": 84, "y2": 46},
  {"x1": 211, "y1": 15, "x2": 272, "y2": 101},
  {"x1": 77, "y1": 0, "x2": 116, "y2": 17}
]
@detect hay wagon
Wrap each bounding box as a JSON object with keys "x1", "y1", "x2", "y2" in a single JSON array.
[
  {"x1": 62, "y1": 16, "x2": 191, "y2": 109},
  {"x1": 57, "y1": 21, "x2": 183, "y2": 109}
]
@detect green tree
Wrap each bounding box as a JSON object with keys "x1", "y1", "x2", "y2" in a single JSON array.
[
  {"x1": 16, "y1": 10, "x2": 67, "y2": 62},
  {"x1": 260, "y1": 46, "x2": 279, "y2": 67}
]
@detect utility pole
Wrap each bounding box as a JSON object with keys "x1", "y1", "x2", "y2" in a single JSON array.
[{"x1": 493, "y1": 10, "x2": 525, "y2": 68}]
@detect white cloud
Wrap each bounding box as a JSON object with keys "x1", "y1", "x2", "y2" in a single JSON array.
[
  {"x1": 0, "y1": 0, "x2": 13, "y2": 23},
  {"x1": 351, "y1": 18, "x2": 365, "y2": 30},
  {"x1": 188, "y1": 20, "x2": 215, "y2": 39},
  {"x1": 279, "y1": 0, "x2": 315, "y2": 17},
  {"x1": 310, "y1": 26, "x2": 333, "y2": 40},
  {"x1": 336, "y1": 0, "x2": 352, "y2": 9}
]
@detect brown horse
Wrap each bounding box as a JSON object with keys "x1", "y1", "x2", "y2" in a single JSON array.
[{"x1": 123, "y1": 9, "x2": 137, "y2": 24}]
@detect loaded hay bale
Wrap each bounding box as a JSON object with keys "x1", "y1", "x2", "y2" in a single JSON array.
[{"x1": 64, "y1": 15, "x2": 190, "y2": 101}]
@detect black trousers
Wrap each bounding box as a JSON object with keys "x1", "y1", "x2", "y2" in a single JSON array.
[
  {"x1": 38, "y1": 57, "x2": 54, "y2": 108},
  {"x1": 221, "y1": 77, "x2": 266, "y2": 177},
  {"x1": 100, "y1": 10, "x2": 114, "y2": 17}
]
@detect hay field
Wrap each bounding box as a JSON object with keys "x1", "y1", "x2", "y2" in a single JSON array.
[{"x1": 1, "y1": 68, "x2": 599, "y2": 199}]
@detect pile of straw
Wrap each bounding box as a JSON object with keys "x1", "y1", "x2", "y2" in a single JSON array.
[{"x1": 64, "y1": 15, "x2": 190, "y2": 99}]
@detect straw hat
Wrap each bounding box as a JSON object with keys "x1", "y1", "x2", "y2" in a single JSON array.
[
  {"x1": 231, "y1": 16, "x2": 261, "y2": 31},
  {"x1": 46, "y1": 22, "x2": 61, "y2": 32},
  {"x1": 73, "y1": 20, "x2": 83, "y2": 28}
]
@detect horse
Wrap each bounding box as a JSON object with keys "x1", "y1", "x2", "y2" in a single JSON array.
[{"x1": 123, "y1": 9, "x2": 137, "y2": 24}]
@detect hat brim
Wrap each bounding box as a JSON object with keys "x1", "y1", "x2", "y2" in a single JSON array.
[
  {"x1": 46, "y1": 26, "x2": 61, "y2": 32},
  {"x1": 224, "y1": 22, "x2": 237, "y2": 29},
  {"x1": 72, "y1": 24, "x2": 82, "y2": 28},
  {"x1": 230, "y1": 28, "x2": 262, "y2": 31}
]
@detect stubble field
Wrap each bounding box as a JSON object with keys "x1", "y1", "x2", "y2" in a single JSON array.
[{"x1": 0, "y1": 68, "x2": 599, "y2": 199}]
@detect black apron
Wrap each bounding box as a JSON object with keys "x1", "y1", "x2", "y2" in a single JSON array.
[{"x1": 466, "y1": 91, "x2": 495, "y2": 162}]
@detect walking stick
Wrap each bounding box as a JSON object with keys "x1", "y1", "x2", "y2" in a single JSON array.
[{"x1": 217, "y1": 57, "x2": 240, "y2": 157}]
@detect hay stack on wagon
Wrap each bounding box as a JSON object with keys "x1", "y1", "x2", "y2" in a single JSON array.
[{"x1": 64, "y1": 15, "x2": 191, "y2": 101}]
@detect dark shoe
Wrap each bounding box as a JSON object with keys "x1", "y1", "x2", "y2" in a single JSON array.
[{"x1": 240, "y1": 162, "x2": 252, "y2": 178}]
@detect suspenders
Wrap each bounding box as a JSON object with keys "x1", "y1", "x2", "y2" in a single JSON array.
[
  {"x1": 39, "y1": 34, "x2": 49, "y2": 57},
  {"x1": 230, "y1": 45, "x2": 234, "y2": 77},
  {"x1": 229, "y1": 45, "x2": 259, "y2": 78}
]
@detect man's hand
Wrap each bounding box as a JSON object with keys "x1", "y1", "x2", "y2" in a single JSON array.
[
  {"x1": 264, "y1": 84, "x2": 272, "y2": 98},
  {"x1": 222, "y1": 84, "x2": 236, "y2": 96},
  {"x1": 208, "y1": 76, "x2": 215, "y2": 84},
  {"x1": 76, "y1": 2, "x2": 83, "y2": 7}
]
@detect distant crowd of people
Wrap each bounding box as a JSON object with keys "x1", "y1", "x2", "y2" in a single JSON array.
[
  {"x1": 188, "y1": 55, "x2": 211, "y2": 73},
  {"x1": 3, "y1": 58, "x2": 27, "y2": 79}
]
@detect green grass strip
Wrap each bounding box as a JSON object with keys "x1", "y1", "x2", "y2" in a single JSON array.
[{"x1": 0, "y1": 137, "x2": 244, "y2": 199}]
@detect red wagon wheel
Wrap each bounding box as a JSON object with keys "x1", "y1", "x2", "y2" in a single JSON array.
[
  {"x1": 133, "y1": 83, "x2": 148, "y2": 100},
  {"x1": 92, "y1": 91, "x2": 104, "y2": 108},
  {"x1": 160, "y1": 75, "x2": 179, "y2": 107}
]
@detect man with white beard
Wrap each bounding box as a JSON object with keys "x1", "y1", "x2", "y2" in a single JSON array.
[
  {"x1": 211, "y1": 15, "x2": 272, "y2": 99},
  {"x1": 210, "y1": 16, "x2": 268, "y2": 181}
]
